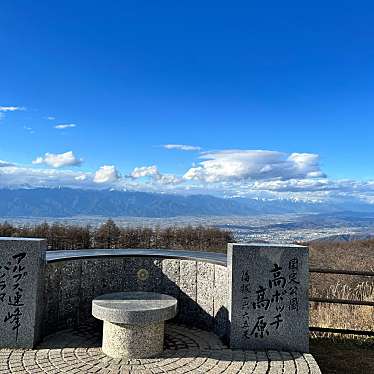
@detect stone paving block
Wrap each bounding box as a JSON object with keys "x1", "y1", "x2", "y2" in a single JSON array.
[
  {"x1": 282, "y1": 351, "x2": 297, "y2": 373},
  {"x1": 292, "y1": 352, "x2": 310, "y2": 373},
  {"x1": 0, "y1": 322, "x2": 322, "y2": 374},
  {"x1": 268, "y1": 350, "x2": 283, "y2": 373}
]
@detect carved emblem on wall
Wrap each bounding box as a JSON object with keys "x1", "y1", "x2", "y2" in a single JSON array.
[{"x1": 137, "y1": 268, "x2": 149, "y2": 281}]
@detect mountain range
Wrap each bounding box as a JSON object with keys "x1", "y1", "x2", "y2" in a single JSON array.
[{"x1": 0, "y1": 188, "x2": 374, "y2": 218}]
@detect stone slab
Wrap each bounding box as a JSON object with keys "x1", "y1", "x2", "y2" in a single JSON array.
[
  {"x1": 92, "y1": 291, "x2": 177, "y2": 324},
  {"x1": 0, "y1": 237, "x2": 46, "y2": 348},
  {"x1": 227, "y1": 243, "x2": 309, "y2": 352}
]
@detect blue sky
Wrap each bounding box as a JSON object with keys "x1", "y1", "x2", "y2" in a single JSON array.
[{"x1": 1, "y1": 1, "x2": 374, "y2": 202}]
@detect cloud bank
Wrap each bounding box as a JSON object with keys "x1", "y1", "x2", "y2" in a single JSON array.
[
  {"x1": 32, "y1": 151, "x2": 82, "y2": 168},
  {"x1": 0, "y1": 160, "x2": 15, "y2": 167},
  {"x1": 184, "y1": 150, "x2": 325, "y2": 183},
  {"x1": 0, "y1": 148, "x2": 373, "y2": 205}
]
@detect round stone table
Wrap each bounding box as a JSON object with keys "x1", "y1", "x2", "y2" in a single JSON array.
[{"x1": 92, "y1": 291, "x2": 178, "y2": 359}]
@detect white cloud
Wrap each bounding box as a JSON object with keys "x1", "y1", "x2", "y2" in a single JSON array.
[
  {"x1": 74, "y1": 174, "x2": 87, "y2": 181},
  {"x1": 164, "y1": 144, "x2": 201, "y2": 151},
  {"x1": 0, "y1": 166, "x2": 92, "y2": 189},
  {"x1": 0, "y1": 106, "x2": 25, "y2": 112},
  {"x1": 47, "y1": 116, "x2": 56, "y2": 120},
  {"x1": 55, "y1": 123, "x2": 76, "y2": 129},
  {"x1": 32, "y1": 151, "x2": 82, "y2": 168},
  {"x1": 0, "y1": 106, "x2": 25, "y2": 120},
  {"x1": 0, "y1": 164, "x2": 120, "y2": 189},
  {"x1": 131, "y1": 165, "x2": 160, "y2": 178},
  {"x1": 0, "y1": 160, "x2": 15, "y2": 167},
  {"x1": 157, "y1": 174, "x2": 183, "y2": 185},
  {"x1": 130, "y1": 165, "x2": 182, "y2": 186},
  {"x1": 94, "y1": 165, "x2": 120, "y2": 184},
  {"x1": 184, "y1": 150, "x2": 325, "y2": 183}
]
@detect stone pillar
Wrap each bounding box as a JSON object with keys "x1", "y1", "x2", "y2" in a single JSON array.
[
  {"x1": 227, "y1": 243, "x2": 309, "y2": 352},
  {"x1": 0, "y1": 237, "x2": 46, "y2": 348},
  {"x1": 102, "y1": 321, "x2": 165, "y2": 359}
]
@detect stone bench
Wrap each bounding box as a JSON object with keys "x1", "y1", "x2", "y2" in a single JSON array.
[{"x1": 92, "y1": 291, "x2": 178, "y2": 359}]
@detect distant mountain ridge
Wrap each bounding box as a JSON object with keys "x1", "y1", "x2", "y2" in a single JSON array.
[
  {"x1": 0, "y1": 188, "x2": 374, "y2": 218},
  {"x1": 311, "y1": 233, "x2": 374, "y2": 242},
  {"x1": 0, "y1": 188, "x2": 253, "y2": 217}
]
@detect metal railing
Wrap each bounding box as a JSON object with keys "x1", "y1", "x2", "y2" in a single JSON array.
[{"x1": 308, "y1": 267, "x2": 374, "y2": 336}]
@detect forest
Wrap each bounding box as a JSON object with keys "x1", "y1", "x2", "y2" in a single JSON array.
[{"x1": 0, "y1": 219, "x2": 233, "y2": 252}]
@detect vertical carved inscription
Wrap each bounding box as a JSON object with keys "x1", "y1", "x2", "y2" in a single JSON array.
[
  {"x1": 1, "y1": 252, "x2": 27, "y2": 341},
  {"x1": 0, "y1": 238, "x2": 46, "y2": 349}
]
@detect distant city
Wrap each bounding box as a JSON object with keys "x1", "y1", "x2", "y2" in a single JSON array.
[{"x1": 3, "y1": 212, "x2": 374, "y2": 244}]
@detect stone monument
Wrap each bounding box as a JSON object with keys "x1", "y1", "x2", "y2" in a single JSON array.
[
  {"x1": 0, "y1": 237, "x2": 46, "y2": 348},
  {"x1": 227, "y1": 243, "x2": 309, "y2": 352}
]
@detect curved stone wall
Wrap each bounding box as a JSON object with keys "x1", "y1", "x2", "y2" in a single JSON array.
[{"x1": 43, "y1": 251, "x2": 229, "y2": 342}]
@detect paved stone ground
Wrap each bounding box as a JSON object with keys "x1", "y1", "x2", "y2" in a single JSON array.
[{"x1": 0, "y1": 323, "x2": 321, "y2": 373}]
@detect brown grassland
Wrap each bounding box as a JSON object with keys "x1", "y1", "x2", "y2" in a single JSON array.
[{"x1": 308, "y1": 240, "x2": 374, "y2": 374}]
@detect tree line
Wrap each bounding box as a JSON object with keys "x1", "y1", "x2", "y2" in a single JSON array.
[{"x1": 0, "y1": 219, "x2": 233, "y2": 252}]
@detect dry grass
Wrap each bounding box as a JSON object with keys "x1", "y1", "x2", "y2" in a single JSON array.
[
  {"x1": 308, "y1": 254, "x2": 374, "y2": 373},
  {"x1": 310, "y1": 281, "x2": 374, "y2": 332},
  {"x1": 310, "y1": 336, "x2": 374, "y2": 374},
  {"x1": 309, "y1": 280, "x2": 374, "y2": 373}
]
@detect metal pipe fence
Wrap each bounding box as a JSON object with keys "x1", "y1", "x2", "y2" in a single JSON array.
[{"x1": 309, "y1": 267, "x2": 374, "y2": 336}]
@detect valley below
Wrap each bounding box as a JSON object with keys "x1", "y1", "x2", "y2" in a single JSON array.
[{"x1": 3, "y1": 212, "x2": 374, "y2": 243}]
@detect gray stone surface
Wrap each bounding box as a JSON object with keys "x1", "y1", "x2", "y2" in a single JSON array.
[
  {"x1": 197, "y1": 262, "x2": 214, "y2": 328},
  {"x1": 43, "y1": 256, "x2": 230, "y2": 337},
  {"x1": 0, "y1": 322, "x2": 322, "y2": 373},
  {"x1": 92, "y1": 291, "x2": 177, "y2": 324},
  {"x1": 228, "y1": 243, "x2": 309, "y2": 352},
  {"x1": 179, "y1": 260, "x2": 198, "y2": 324},
  {"x1": 161, "y1": 258, "x2": 180, "y2": 299},
  {"x1": 59, "y1": 259, "x2": 81, "y2": 330},
  {"x1": 0, "y1": 237, "x2": 46, "y2": 348},
  {"x1": 214, "y1": 264, "x2": 229, "y2": 339},
  {"x1": 44, "y1": 261, "x2": 61, "y2": 335},
  {"x1": 80, "y1": 258, "x2": 103, "y2": 323},
  {"x1": 227, "y1": 244, "x2": 309, "y2": 352},
  {"x1": 102, "y1": 320, "x2": 164, "y2": 358}
]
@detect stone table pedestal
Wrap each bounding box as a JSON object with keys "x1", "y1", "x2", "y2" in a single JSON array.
[{"x1": 92, "y1": 292, "x2": 177, "y2": 359}]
